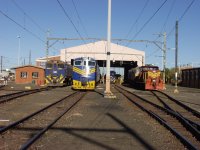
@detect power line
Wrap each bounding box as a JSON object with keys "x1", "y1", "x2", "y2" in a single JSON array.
[
  {"x1": 146, "y1": 48, "x2": 160, "y2": 58},
  {"x1": 167, "y1": 0, "x2": 195, "y2": 38},
  {"x1": 56, "y1": 0, "x2": 89, "y2": 48},
  {"x1": 160, "y1": 0, "x2": 176, "y2": 33},
  {"x1": 127, "y1": 0, "x2": 168, "y2": 46},
  {"x1": 71, "y1": 0, "x2": 90, "y2": 38},
  {"x1": 179, "y1": 0, "x2": 195, "y2": 22},
  {"x1": 154, "y1": 0, "x2": 175, "y2": 41},
  {"x1": 0, "y1": 9, "x2": 45, "y2": 43},
  {"x1": 11, "y1": 0, "x2": 46, "y2": 34},
  {"x1": 123, "y1": 0, "x2": 149, "y2": 41}
]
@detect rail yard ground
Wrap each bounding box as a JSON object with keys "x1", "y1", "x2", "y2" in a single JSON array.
[{"x1": 0, "y1": 82, "x2": 200, "y2": 149}]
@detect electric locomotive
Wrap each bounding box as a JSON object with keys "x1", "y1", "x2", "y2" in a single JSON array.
[
  {"x1": 72, "y1": 57, "x2": 100, "y2": 90},
  {"x1": 128, "y1": 65, "x2": 164, "y2": 90},
  {"x1": 45, "y1": 60, "x2": 72, "y2": 86}
]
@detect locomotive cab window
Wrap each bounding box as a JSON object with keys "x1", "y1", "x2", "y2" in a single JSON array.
[
  {"x1": 46, "y1": 63, "x2": 53, "y2": 69},
  {"x1": 58, "y1": 63, "x2": 64, "y2": 69},
  {"x1": 88, "y1": 61, "x2": 95, "y2": 66},
  {"x1": 74, "y1": 60, "x2": 82, "y2": 66}
]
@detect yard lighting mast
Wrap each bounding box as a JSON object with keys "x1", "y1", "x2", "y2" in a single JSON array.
[
  {"x1": 163, "y1": 32, "x2": 166, "y2": 89},
  {"x1": 104, "y1": 0, "x2": 115, "y2": 98}
]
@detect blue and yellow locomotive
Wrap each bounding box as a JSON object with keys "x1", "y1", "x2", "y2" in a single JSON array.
[
  {"x1": 45, "y1": 60, "x2": 72, "y2": 86},
  {"x1": 72, "y1": 57, "x2": 100, "y2": 90}
]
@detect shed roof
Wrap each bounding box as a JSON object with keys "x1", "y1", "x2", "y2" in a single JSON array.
[
  {"x1": 35, "y1": 55, "x2": 60, "y2": 62},
  {"x1": 60, "y1": 41, "x2": 145, "y2": 66}
]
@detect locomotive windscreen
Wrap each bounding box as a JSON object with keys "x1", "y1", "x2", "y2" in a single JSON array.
[{"x1": 88, "y1": 61, "x2": 95, "y2": 66}]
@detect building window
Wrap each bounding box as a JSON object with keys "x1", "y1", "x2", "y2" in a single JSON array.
[
  {"x1": 32, "y1": 72, "x2": 39, "y2": 79},
  {"x1": 21, "y1": 72, "x2": 27, "y2": 78}
]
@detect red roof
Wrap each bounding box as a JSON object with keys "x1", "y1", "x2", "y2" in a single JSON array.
[{"x1": 13, "y1": 65, "x2": 44, "y2": 70}]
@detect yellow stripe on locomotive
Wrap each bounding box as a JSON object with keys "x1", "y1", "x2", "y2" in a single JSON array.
[
  {"x1": 72, "y1": 80, "x2": 96, "y2": 90},
  {"x1": 72, "y1": 57, "x2": 100, "y2": 90},
  {"x1": 45, "y1": 74, "x2": 65, "y2": 84},
  {"x1": 73, "y1": 67, "x2": 96, "y2": 75},
  {"x1": 147, "y1": 71, "x2": 161, "y2": 79},
  {"x1": 128, "y1": 65, "x2": 164, "y2": 90},
  {"x1": 72, "y1": 67, "x2": 96, "y2": 90}
]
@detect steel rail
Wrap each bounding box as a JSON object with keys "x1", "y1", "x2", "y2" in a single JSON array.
[
  {"x1": 0, "y1": 91, "x2": 78, "y2": 134},
  {"x1": 0, "y1": 87, "x2": 52, "y2": 104},
  {"x1": 20, "y1": 92, "x2": 86, "y2": 150},
  {"x1": 149, "y1": 111, "x2": 198, "y2": 150},
  {"x1": 115, "y1": 85, "x2": 200, "y2": 149},
  {"x1": 0, "y1": 85, "x2": 5, "y2": 89},
  {"x1": 151, "y1": 91, "x2": 200, "y2": 131},
  {"x1": 115, "y1": 85, "x2": 200, "y2": 141},
  {"x1": 153, "y1": 90, "x2": 200, "y2": 118}
]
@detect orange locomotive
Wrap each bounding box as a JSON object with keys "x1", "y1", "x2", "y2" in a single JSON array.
[{"x1": 128, "y1": 65, "x2": 164, "y2": 90}]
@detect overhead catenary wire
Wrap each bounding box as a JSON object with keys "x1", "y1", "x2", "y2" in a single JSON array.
[
  {"x1": 71, "y1": 0, "x2": 94, "y2": 55},
  {"x1": 126, "y1": 0, "x2": 168, "y2": 47},
  {"x1": 154, "y1": 0, "x2": 176, "y2": 42},
  {"x1": 167, "y1": 0, "x2": 195, "y2": 38},
  {"x1": 0, "y1": 9, "x2": 45, "y2": 43},
  {"x1": 11, "y1": 0, "x2": 46, "y2": 34},
  {"x1": 56, "y1": 0, "x2": 90, "y2": 50},
  {"x1": 160, "y1": 0, "x2": 176, "y2": 34},
  {"x1": 148, "y1": 0, "x2": 175, "y2": 60},
  {"x1": 123, "y1": 0, "x2": 149, "y2": 43},
  {"x1": 118, "y1": 0, "x2": 167, "y2": 64},
  {"x1": 71, "y1": 0, "x2": 90, "y2": 39}
]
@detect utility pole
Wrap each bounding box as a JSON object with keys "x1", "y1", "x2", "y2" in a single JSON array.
[
  {"x1": 17, "y1": 36, "x2": 21, "y2": 66},
  {"x1": 65, "y1": 49, "x2": 66, "y2": 62},
  {"x1": 163, "y1": 32, "x2": 166, "y2": 89},
  {"x1": 29, "y1": 50, "x2": 31, "y2": 65},
  {"x1": 104, "y1": 0, "x2": 115, "y2": 98},
  {"x1": 46, "y1": 38, "x2": 49, "y2": 62},
  {"x1": 103, "y1": 60, "x2": 105, "y2": 84},
  {"x1": 174, "y1": 21, "x2": 179, "y2": 93},
  {"x1": 155, "y1": 32, "x2": 166, "y2": 89},
  {"x1": 46, "y1": 30, "x2": 50, "y2": 62},
  {"x1": 1, "y1": 56, "x2": 2, "y2": 73}
]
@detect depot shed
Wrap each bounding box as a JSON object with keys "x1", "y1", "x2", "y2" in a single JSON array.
[
  {"x1": 60, "y1": 40, "x2": 145, "y2": 66},
  {"x1": 14, "y1": 65, "x2": 45, "y2": 85}
]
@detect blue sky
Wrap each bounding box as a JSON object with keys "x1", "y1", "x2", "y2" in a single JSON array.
[{"x1": 0, "y1": 0, "x2": 199, "y2": 69}]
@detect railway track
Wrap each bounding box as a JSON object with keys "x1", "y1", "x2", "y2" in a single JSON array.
[
  {"x1": 0, "y1": 85, "x2": 5, "y2": 87},
  {"x1": 0, "y1": 91, "x2": 86, "y2": 150},
  {"x1": 150, "y1": 90, "x2": 200, "y2": 131},
  {"x1": 0, "y1": 85, "x2": 5, "y2": 90},
  {"x1": 115, "y1": 85, "x2": 200, "y2": 150},
  {"x1": 0, "y1": 87, "x2": 53, "y2": 104}
]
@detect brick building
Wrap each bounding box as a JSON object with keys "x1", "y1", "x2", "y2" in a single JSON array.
[{"x1": 14, "y1": 65, "x2": 45, "y2": 86}]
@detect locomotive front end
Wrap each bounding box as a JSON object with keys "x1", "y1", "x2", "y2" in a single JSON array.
[
  {"x1": 72, "y1": 57, "x2": 98, "y2": 90},
  {"x1": 145, "y1": 70, "x2": 164, "y2": 90}
]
